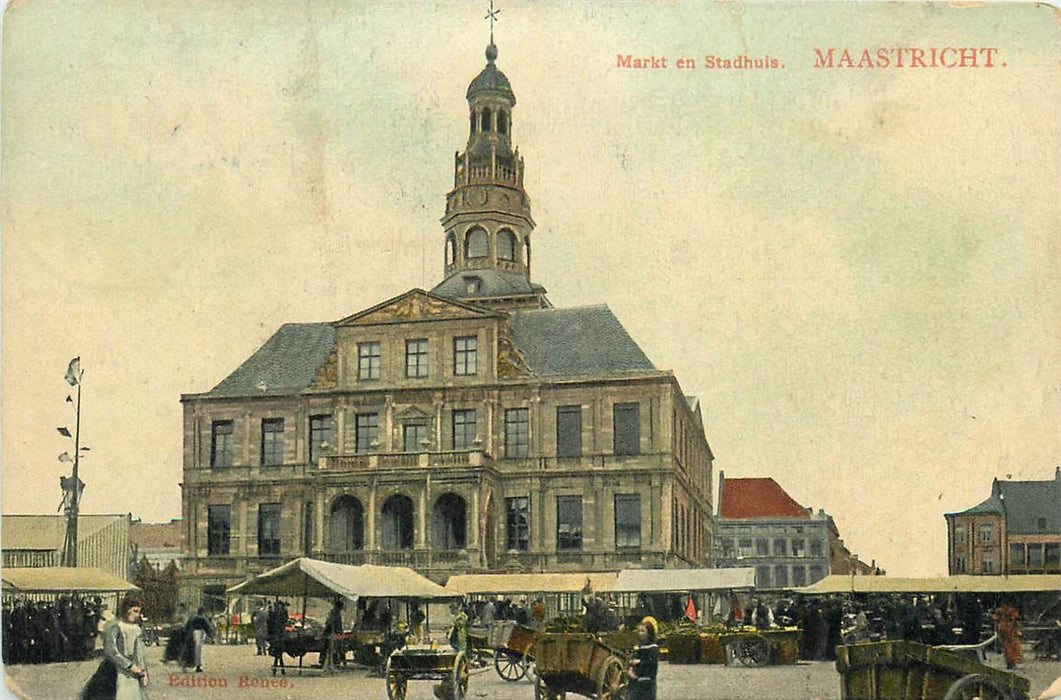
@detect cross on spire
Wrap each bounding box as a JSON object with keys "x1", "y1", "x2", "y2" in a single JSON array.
[{"x1": 485, "y1": 0, "x2": 500, "y2": 45}]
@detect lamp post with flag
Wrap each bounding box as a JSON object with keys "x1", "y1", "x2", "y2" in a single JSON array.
[{"x1": 58, "y1": 357, "x2": 85, "y2": 567}]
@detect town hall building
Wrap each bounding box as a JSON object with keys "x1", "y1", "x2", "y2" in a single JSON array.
[{"x1": 179, "y1": 42, "x2": 715, "y2": 606}]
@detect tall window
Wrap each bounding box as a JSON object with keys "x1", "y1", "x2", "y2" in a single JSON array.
[
  {"x1": 261, "y1": 418, "x2": 284, "y2": 467},
  {"x1": 1028, "y1": 544, "x2": 1044, "y2": 567},
  {"x1": 756, "y1": 539, "x2": 769, "y2": 556},
  {"x1": 358, "y1": 342, "x2": 381, "y2": 381},
  {"x1": 1045, "y1": 543, "x2": 1060, "y2": 567},
  {"x1": 454, "y1": 336, "x2": 478, "y2": 376},
  {"x1": 773, "y1": 538, "x2": 788, "y2": 556},
  {"x1": 207, "y1": 505, "x2": 231, "y2": 555},
  {"x1": 979, "y1": 524, "x2": 994, "y2": 543},
  {"x1": 403, "y1": 422, "x2": 428, "y2": 452},
  {"x1": 452, "y1": 409, "x2": 477, "y2": 450},
  {"x1": 556, "y1": 496, "x2": 583, "y2": 551},
  {"x1": 614, "y1": 494, "x2": 641, "y2": 549},
  {"x1": 954, "y1": 556, "x2": 966, "y2": 573},
  {"x1": 505, "y1": 408, "x2": 529, "y2": 458},
  {"x1": 258, "y1": 503, "x2": 281, "y2": 556},
  {"x1": 774, "y1": 565, "x2": 789, "y2": 587},
  {"x1": 809, "y1": 565, "x2": 825, "y2": 582},
  {"x1": 309, "y1": 415, "x2": 334, "y2": 464},
  {"x1": 556, "y1": 405, "x2": 582, "y2": 458},
  {"x1": 406, "y1": 339, "x2": 429, "y2": 378},
  {"x1": 755, "y1": 566, "x2": 771, "y2": 588},
  {"x1": 1010, "y1": 544, "x2": 1026, "y2": 567},
  {"x1": 792, "y1": 566, "x2": 807, "y2": 587},
  {"x1": 210, "y1": 420, "x2": 233, "y2": 468},
  {"x1": 954, "y1": 523, "x2": 966, "y2": 543},
  {"x1": 355, "y1": 413, "x2": 379, "y2": 453},
  {"x1": 738, "y1": 538, "x2": 753, "y2": 557},
  {"x1": 465, "y1": 227, "x2": 488, "y2": 258},
  {"x1": 498, "y1": 229, "x2": 517, "y2": 261},
  {"x1": 981, "y1": 551, "x2": 996, "y2": 574},
  {"x1": 505, "y1": 497, "x2": 530, "y2": 551},
  {"x1": 613, "y1": 403, "x2": 640, "y2": 456},
  {"x1": 792, "y1": 539, "x2": 805, "y2": 557}
]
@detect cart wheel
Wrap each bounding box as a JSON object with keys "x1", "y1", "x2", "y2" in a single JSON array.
[
  {"x1": 942, "y1": 674, "x2": 1015, "y2": 700},
  {"x1": 730, "y1": 636, "x2": 769, "y2": 667},
  {"x1": 494, "y1": 649, "x2": 526, "y2": 682},
  {"x1": 385, "y1": 654, "x2": 407, "y2": 700},
  {"x1": 596, "y1": 655, "x2": 627, "y2": 700},
  {"x1": 534, "y1": 674, "x2": 565, "y2": 700},
  {"x1": 522, "y1": 649, "x2": 538, "y2": 683},
  {"x1": 452, "y1": 652, "x2": 470, "y2": 700}
]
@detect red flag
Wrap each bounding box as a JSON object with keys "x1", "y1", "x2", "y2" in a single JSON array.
[{"x1": 684, "y1": 596, "x2": 697, "y2": 622}]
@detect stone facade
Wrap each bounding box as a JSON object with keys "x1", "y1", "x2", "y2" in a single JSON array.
[
  {"x1": 712, "y1": 475, "x2": 880, "y2": 589},
  {"x1": 178, "y1": 43, "x2": 715, "y2": 608}
]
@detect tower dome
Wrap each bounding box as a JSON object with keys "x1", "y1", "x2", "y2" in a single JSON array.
[{"x1": 467, "y1": 43, "x2": 515, "y2": 104}]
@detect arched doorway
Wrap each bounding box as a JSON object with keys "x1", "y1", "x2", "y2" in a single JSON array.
[
  {"x1": 381, "y1": 494, "x2": 415, "y2": 550},
  {"x1": 432, "y1": 493, "x2": 466, "y2": 550},
  {"x1": 328, "y1": 496, "x2": 364, "y2": 551}
]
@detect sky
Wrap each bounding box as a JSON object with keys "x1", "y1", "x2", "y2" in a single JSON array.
[{"x1": 3, "y1": 1, "x2": 1059, "y2": 577}]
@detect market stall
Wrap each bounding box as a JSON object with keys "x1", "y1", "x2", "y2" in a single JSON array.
[{"x1": 227, "y1": 557, "x2": 458, "y2": 674}]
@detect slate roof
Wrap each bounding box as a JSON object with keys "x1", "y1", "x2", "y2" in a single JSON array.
[
  {"x1": 509, "y1": 305, "x2": 656, "y2": 378},
  {"x1": 431, "y1": 269, "x2": 544, "y2": 301},
  {"x1": 997, "y1": 477, "x2": 1061, "y2": 535},
  {"x1": 205, "y1": 323, "x2": 336, "y2": 398},
  {"x1": 950, "y1": 493, "x2": 1005, "y2": 517},
  {"x1": 718, "y1": 478, "x2": 810, "y2": 519}
]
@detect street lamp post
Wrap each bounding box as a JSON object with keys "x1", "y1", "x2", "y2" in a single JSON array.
[{"x1": 59, "y1": 357, "x2": 85, "y2": 567}]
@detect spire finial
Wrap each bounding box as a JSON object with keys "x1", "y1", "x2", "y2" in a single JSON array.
[{"x1": 485, "y1": 0, "x2": 500, "y2": 53}]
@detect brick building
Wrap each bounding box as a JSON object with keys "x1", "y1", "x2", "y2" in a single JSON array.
[
  {"x1": 178, "y1": 42, "x2": 715, "y2": 608},
  {"x1": 945, "y1": 467, "x2": 1061, "y2": 575},
  {"x1": 712, "y1": 475, "x2": 879, "y2": 589}
]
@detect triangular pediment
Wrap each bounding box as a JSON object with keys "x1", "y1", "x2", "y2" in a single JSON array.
[{"x1": 336, "y1": 289, "x2": 497, "y2": 326}]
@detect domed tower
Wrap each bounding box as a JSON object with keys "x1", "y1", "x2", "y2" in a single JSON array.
[{"x1": 431, "y1": 43, "x2": 549, "y2": 310}]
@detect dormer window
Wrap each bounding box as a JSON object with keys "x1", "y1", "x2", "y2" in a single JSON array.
[{"x1": 464, "y1": 276, "x2": 482, "y2": 294}]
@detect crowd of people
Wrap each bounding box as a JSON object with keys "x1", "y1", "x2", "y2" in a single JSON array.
[{"x1": 2, "y1": 594, "x2": 105, "y2": 664}]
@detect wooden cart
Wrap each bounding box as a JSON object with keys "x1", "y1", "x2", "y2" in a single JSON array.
[
  {"x1": 384, "y1": 646, "x2": 469, "y2": 700},
  {"x1": 835, "y1": 640, "x2": 1030, "y2": 700},
  {"x1": 530, "y1": 633, "x2": 627, "y2": 700},
  {"x1": 487, "y1": 620, "x2": 539, "y2": 682}
]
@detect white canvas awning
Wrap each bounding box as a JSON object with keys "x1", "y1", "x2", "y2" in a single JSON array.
[
  {"x1": 1, "y1": 567, "x2": 139, "y2": 594},
  {"x1": 227, "y1": 558, "x2": 457, "y2": 600},
  {"x1": 612, "y1": 568, "x2": 757, "y2": 593},
  {"x1": 445, "y1": 572, "x2": 618, "y2": 596},
  {"x1": 794, "y1": 574, "x2": 1061, "y2": 595}
]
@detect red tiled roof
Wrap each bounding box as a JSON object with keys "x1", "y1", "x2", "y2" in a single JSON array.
[
  {"x1": 719, "y1": 478, "x2": 809, "y2": 519},
  {"x1": 129, "y1": 520, "x2": 182, "y2": 549}
]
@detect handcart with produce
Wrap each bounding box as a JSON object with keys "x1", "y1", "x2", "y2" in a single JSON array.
[
  {"x1": 486, "y1": 619, "x2": 539, "y2": 681},
  {"x1": 384, "y1": 645, "x2": 469, "y2": 700},
  {"x1": 835, "y1": 639, "x2": 1030, "y2": 700},
  {"x1": 529, "y1": 632, "x2": 627, "y2": 700}
]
